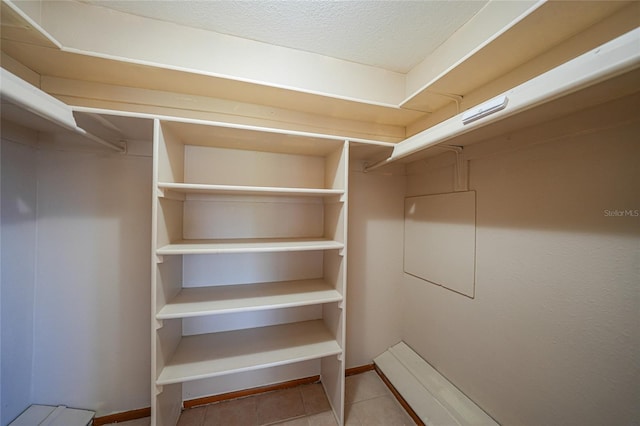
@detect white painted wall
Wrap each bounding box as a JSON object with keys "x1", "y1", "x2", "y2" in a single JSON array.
[
  {"x1": 402, "y1": 103, "x2": 640, "y2": 424},
  {"x1": 1, "y1": 137, "x2": 38, "y2": 425},
  {"x1": 346, "y1": 163, "x2": 405, "y2": 368},
  {"x1": 30, "y1": 148, "x2": 152, "y2": 417}
]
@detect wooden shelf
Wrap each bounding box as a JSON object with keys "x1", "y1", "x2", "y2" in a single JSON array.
[
  {"x1": 401, "y1": 1, "x2": 634, "y2": 113},
  {"x1": 366, "y1": 28, "x2": 640, "y2": 170},
  {"x1": 0, "y1": 69, "x2": 125, "y2": 152},
  {"x1": 161, "y1": 120, "x2": 351, "y2": 155},
  {"x1": 157, "y1": 182, "x2": 343, "y2": 198},
  {"x1": 156, "y1": 320, "x2": 341, "y2": 386},
  {"x1": 157, "y1": 279, "x2": 342, "y2": 320},
  {"x1": 157, "y1": 238, "x2": 344, "y2": 255}
]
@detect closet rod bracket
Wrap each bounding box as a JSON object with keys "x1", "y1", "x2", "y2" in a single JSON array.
[
  {"x1": 118, "y1": 140, "x2": 128, "y2": 154},
  {"x1": 425, "y1": 90, "x2": 464, "y2": 114},
  {"x1": 433, "y1": 145, "x2": 468, "y2": 191}
]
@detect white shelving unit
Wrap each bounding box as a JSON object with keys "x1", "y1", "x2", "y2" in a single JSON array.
[{"x1": 151, "y1": 119, "x2": 349, "y2": 425}]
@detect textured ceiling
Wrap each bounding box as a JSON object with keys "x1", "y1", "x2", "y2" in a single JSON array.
[{"x1": 82, "y1": 1, "x2": 487, "y2": 73}]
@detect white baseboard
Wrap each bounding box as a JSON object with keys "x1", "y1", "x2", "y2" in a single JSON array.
[
  {"x1": 9, "y1": 405, "x2": 94, "y2": 426},
  {"x1": 374, "y1": 342, "x2": 498, "y2": 426}
]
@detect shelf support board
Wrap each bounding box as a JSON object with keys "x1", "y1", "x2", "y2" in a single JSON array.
[{"x1": 156, "y1": 188, "x2": 185, "y2": 201}]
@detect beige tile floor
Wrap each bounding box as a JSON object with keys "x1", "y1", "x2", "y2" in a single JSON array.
[{"x1": 105, "y1": 371, "x2": 415, "y2": 426}]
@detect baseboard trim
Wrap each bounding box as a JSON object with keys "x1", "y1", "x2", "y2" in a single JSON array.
[
  {"x1": 92, "y1": 407, "x2": 151, "y2": 426},
  {"x1": 184, "y1": 375, "x2": 321, "y2": 409},
  {"x1": 374, "y1": 364, "x2": 425, "y2": 426},
  {"x1": 91, "y1": 366, "x2": 381, "y2": 423},
  {"x1": 345, "y1": 363, "x2": 375, "y2": 376}
]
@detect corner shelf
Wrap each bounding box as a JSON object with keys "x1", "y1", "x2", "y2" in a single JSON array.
[
  {"x1": 156, "y1": 279, "x2": 342, "y2": 320},
  {"x1": 156, "y1": 320, "x2": 342, "y2": 386}
]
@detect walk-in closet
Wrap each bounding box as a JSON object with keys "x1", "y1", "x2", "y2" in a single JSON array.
[{"x1": 2, "y1": 1, "x2": 638, "y2": 425}]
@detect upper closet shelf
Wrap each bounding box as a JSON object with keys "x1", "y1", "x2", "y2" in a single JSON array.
[
  {"x1": 157, "y1": 238, "x2": 344, "y2": 255},
  {"x1": 0, "y1": 68, "x2": 125, "y2": 152},
  {"x1": 156, "y1": 320, "x2": 342, "y2": 386},
  {"x1": 365, "y1": 27, "x2": 640, "y2": 171},
  {"x1": 157, "y1": 279, "x2": 342, "y2": 320},
  {"x1": 157, "y1": 182, "x2": 343, "y2": 198},
  {"x1": 160, "y1": 119, "x2": 349, "y2": 156}
]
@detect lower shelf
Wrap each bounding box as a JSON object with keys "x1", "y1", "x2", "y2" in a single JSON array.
[{"x1": 156, "y1": 320, "x2": 342, "y2": 386}]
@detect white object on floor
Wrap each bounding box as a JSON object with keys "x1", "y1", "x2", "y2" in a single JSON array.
[
  {"x1": 9, "y1": 405, "x2": 94, "y2": 426},
  {"x1": 374, "y1": 342, "x2": 498, "y2": 426}
]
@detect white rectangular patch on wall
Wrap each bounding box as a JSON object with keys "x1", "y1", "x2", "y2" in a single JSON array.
[{"x1": 404, "y1": 191, "x2": 476, "y2": 297}]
